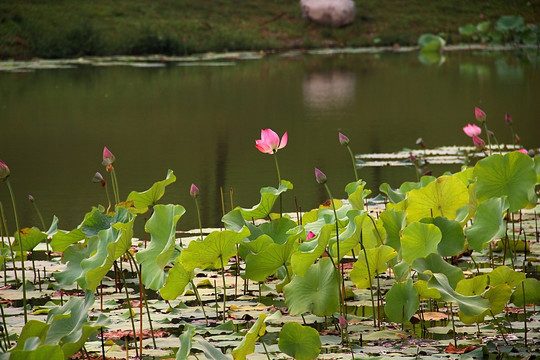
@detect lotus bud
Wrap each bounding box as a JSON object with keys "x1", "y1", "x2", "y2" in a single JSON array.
[
  {"x1": 339, "y1": 315, "x2": 348, "y2": 327},
  {"x1": 474, "y1": 107, "x2": 486, "y2": 123},
  {"x1": 409, "y1": 152, "x2": 416, "y2": 163},
  {"x1": 102, "y1": 146, "x2": 116, "y2": 168},
  {"x1": 190, "y1": 184, "x2": 199, "y2": 199},
  {"x1": 92, "y1": 172, "x2": 104, "y2": 183},
  {"x1": 416, "y1": 137, "x2": 425, "y2": 148},
  {"x1": 472, "y1": 135, "x2": 485, "y2": 149},
  {"x1": 0, "y1": 160, "x2": 10, "y2": 181},
  {"x1": 314, "y1": 168, "x2": 327, "y2": 184},
  {"x1": 505, "y1": 113, "x2": 512, "y2": 125},
  {"x1": 338, "y1": 132, "x2": 350, "y2": 146},
  {"x1": 514, "y1": 134, "x2": 520, "y2": 144},
  {"x1": 306, "y1": 231, "x2": 316, "y2": 241},
  {"x1": 28, "y1": 194, "x2": 35, "y2": 203}
]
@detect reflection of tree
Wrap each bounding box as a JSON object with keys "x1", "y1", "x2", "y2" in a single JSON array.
[{"x1": 302, "y1": 71, "x2": 356, "y2": 111}]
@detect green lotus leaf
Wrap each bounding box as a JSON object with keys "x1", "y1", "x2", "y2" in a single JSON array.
[
  {"x1": 245, "y1": 235, "x2": 299, "y2": 282},
  {"x1": 379, "y1": 183, "x2": 406, "y2": 204},
  {"x1": 126, "y1": 169, "x2": 176, "y2": 213},
  {"x1": 13, "y1": 227, "x2": 47, "y2": 252},
  {"x1": 45, "y1": 215, "x2": 59, "y2": 237},
  {"x1": 175, "y1": 325, "x2": 194, "y2": 360},
  {"x1": 400, "y1": 222, "x2": 441, "y2": 264},
  {"x1": 278, "y1": 322, "x2": 322, "y2": 360},
  {"x1": 350, "y1": 245, "x2": 397, "y2": 289},
  {"x1": 329, "y1": 210, "x2": 367, "y2": 260},
  {"x1": 420, "y1": 217, "x2": 465, "y2": 257},
  {"x1": 54, "y1": 242, "x2": 97, "y2": 286},
  {"x1": 379, "y1": 176, "x2": 436, "y2": 204},
  {"x1": 488, "y1": 266, "x2": 526, "y2": 288},
  {"x1": 9, "y1": 344, "x2": 64, "y2": 360},
  {"x1": 136, "y1": 204, "x2": 185, "y2": 290},
  {"x1": 180, "y1": 226, "x2": 250, "y2": 271},
  {"x1": 495, "y1": 15, "x2": 524, "y2": 32},
  {"x1": 455, "y1": 274, "x2": 489, "y2": 296},
  {"x1": 414, "y1": 279, "x2": 441, "y2": 299},
  {"x1": 192, "y1": 337, "x2": 231, "y2": 360},
  {"x1": 160, "y1": 258, "x2": 194, "y2": 300},
  {"x1": 284, "y1": 257, "x2": 340, "y2": 316},
  {"x1": 394, "y1": 260, "x2": 411, "y2": 282},
  {"x1": 345, "y1": 180, "x2": 371, "y2": 210},
  {"x1": 459, "y1": 284, "x2": 512, "y2": 324},
  {"x1": 50, "y1": 228, "x2": 86, "y2": 252},
  {"x1": 231, "y1": 314, "x2": 267, "y2": 360},
  {"x1": 81, "y1": 219, "x2": 135, "y2": 290},
  {"x1": 465, "y1": 197, "x2": 508, "y2": 252},
  {"x1": 511, "y1": 278, "x2": 540, "y2": 307},
  {"x1": 384, "y1": 278, "x2": 419, "y2": 324},
  {"x1": 474, "y1": 152, "x2": 537, "y2": 212},
  {"x1": 418, "y1": 33, "x2": 446, "y2": 53},
  {"x1": 459, "y1": 24, "x2": 476, "y2": 36},
  {"x1": 413, "y1": 253, "x2": 464, "y2": 289},
  {"x1": 12, "y1": 292, "x2": 109, "y2": 359},
  {"x1": 427, "y1": 273, "x2": 490, "y2": 317},
  {"x1": 304, "y1": 204, "x2": 351, "y2": 235},
  {"x1": 236, "y1": 180, "x2": 293, "y2": 220},
  {"x1": 406, "y1": 175, "x2": 469, "y2": 222},
  {"x1": 258, "y1": 217, "x2": 297, "y2": 245},
  {"x1": 380, "y1": 209, "x2": 407, "y2": 252},
  {"x1": 291, "y1": 224, "x2": 333, "y2": 276},
  {"x1": 222, "y1": 208, "x2": 261, "y2": 240}
]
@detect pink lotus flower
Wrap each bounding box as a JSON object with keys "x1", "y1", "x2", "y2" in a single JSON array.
[
  {"x1": 306, "y1": 231, "x2": 316, "y2": 241},
  {"x1": 255, "y1": 129, "x2": 288, "y2": 154},
  {"x1": 516, "y1": 148, "x2": 528, "y2": 155},
  {"x1": 462, "y1": 124, "x2": 482, "y2": 137},
  {"x1": 102, "y1": 146, "x2": 116, "y2": 170},
  {"x1": 474, "y1": 107, "x2": 486, "y2": 122},
  {"x1": 190, "y1": 184, "x2": 199, "y2": 199},
  {"x1": 0, "y1": 160, "x2": 10, "y2": 181},
  {"x1": 472, "y1": 135, "x2": 485, "y2": 149}
]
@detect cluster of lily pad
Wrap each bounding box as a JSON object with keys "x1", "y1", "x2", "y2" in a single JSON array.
[{"x1": 0, "y1": 117, "x2": 539, "y2": 359}]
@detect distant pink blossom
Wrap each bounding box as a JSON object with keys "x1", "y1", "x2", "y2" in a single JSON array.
[
  {"x1": 516, "y1": 148, "x2": 528, "y2": 155},
  {"x1": 472, "y1": 135, "x2": 485, "y2": 149},
  {"x1": 255, "y1": 129, "x2": 288, "y2": 154},
  {"x1": 505, "y1": 113, "x2": 513, "y2": 125},
  {"x1": 463, "y1": 124, "x2": 482, "y2": 137},
  {"x1": 314, "y1": 168, "x2": 327, "y2": 184},
  {"x1": 306, "y1": 231, "x2": 316, "y2": 241},
  {"x1": 474, "y1": 107, "x2": 486, "y2": 122}
]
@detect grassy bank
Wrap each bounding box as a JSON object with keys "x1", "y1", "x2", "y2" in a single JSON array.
[{"x1": 0, "y1": 0, "x2": 538, "y2": 59}]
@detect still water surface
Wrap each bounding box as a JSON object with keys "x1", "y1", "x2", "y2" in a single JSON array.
[{"x1": 1, "y1": 50, "x2": 539, "y2": 234}]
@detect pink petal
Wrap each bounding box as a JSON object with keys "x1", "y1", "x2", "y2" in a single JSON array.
[
  {"x1": 261, "y1": 129, "x2": 280, "y2": 150},
  {"x1": 278, "y1": 131, "x2": 288, "y2": 149},
  {"x1": 255, "y1": 140, "x2": 273, "y2": 154}
]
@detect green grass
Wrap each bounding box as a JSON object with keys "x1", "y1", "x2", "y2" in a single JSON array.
[{"x1": 0, "y1": 0, "x2": 538, "y2": 59}]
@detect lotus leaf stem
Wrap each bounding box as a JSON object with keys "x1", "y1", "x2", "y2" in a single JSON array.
[
  {"x1": 220, "y1": 255, "x2": 227, "y2": 323},
  {"x1": 346, "y1": 145, "x2": 359, "y2": 181},
  {"x1": 114, "y1": 261, "x2": 139, "y2": 358},
  {"x1": 30, "y1": 197, "x2": 50, "y2": 258},
  {"x1": 6, "y1": 179, "x2": 27, "y2": 323}
]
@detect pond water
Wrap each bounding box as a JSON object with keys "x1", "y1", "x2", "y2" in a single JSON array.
[{"x1": 1, "y1": 49, "x2": 539, "y2": 234}]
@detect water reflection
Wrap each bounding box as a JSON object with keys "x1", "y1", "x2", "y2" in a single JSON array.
[{"x1": 302, "y1": 71, "x2": 356, "y2": 111}]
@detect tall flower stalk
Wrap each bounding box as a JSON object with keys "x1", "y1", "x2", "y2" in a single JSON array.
[
  {"x1": 28, "y1": 194, "x2": 50, "y2": 257},
  {"x1": 314, "y1": 168, "x2": 346, "y2": 326},
  {"x1": 1, "y1": 160, "x2": 27, "y2": 323},
  {"x1": 92, "y1": 172, "x2": 112, "y2": 213},
  {"x1": 255, "y1": 129, "x2": 287, "y2": 217},
  {"x1": 338, "y1": 132, "x2": 358, "y2": 181}
]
